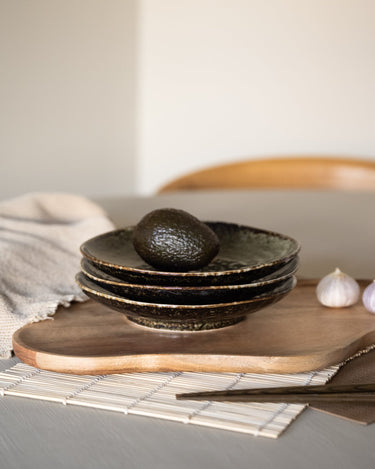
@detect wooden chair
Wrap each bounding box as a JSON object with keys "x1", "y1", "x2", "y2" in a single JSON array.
[{"x1": 158, "y1": 156, "x2": 375, "y2": 193}]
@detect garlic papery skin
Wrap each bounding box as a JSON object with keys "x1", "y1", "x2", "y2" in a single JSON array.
[
  {"x1": 362, "y1": 280, "x2": 375, "y2": 314},
  {"x1": 316, "y1": 268, "x2": 360, "y2": 308}
]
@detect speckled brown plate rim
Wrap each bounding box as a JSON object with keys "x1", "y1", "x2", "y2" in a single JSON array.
[
  {"x1": 75, "y1": 272, "x2": 297, "y2": 309},
  {"x1": 80, "y1": 256, "x2": 299, "y2": 291},
  {"x1": 80, "y1": 222, "x2": 301, "y2": 278}
]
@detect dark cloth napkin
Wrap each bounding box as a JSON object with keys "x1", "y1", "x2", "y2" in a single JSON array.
[{"x1": 310, "y1": 348, "x2": 375, "y2": 424}]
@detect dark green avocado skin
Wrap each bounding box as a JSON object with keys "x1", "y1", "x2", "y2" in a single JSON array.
[{"x1": 132, "y1": 208, "x2": 220, "y2": 272}]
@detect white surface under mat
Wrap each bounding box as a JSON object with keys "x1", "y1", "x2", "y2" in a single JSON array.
[{"x1": 0, "y1": 363, "x2": 339, "y2": 438}]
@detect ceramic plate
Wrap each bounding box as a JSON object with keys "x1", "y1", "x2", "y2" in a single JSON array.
[
  {"x1": 75, "y1": 272, "x2": 297, "y2": 331},
  {"x1": 80, "y1": 256, "x2": 299, "y2": 304},
  {"x1": 80, "y1": 222, "x2": 300, "y2": 286}
]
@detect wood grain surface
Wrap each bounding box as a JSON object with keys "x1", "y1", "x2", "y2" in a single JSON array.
[
  {"x1": 158, "y1": 157, "x2": 375, "y2": 193},
  {"x1": 12, "y1": 280, "x2": 375, "y2": 375}
]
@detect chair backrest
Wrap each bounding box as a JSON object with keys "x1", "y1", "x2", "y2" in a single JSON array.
[{"x1": 158, "y1": 156, "x2": 375, "y2": 193}]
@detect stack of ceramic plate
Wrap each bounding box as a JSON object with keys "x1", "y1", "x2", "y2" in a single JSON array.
[{"x1": 76, "y1": 222, "x2": 300, "y2": 331}]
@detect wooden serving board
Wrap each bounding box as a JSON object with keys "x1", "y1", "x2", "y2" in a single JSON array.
[{"x1": 13, "y1": 280, "x2": 375, "y2": 375}]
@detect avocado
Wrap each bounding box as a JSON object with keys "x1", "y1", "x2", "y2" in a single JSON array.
[{"x1": 132, "y1": 208, "x2": 220, "y2": 271}]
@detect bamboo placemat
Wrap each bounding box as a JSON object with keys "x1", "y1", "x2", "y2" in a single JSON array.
[{"x1": 0, "y1": 363, "x2": 338, "y2": 438}]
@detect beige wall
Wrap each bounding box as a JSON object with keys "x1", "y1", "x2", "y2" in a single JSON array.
[
  {"x1": 138, "y1": 0, "x2": 375, "y2": 194},
  {"x1": 1, "y1": 1, "x2": 375, "y2": 199},
  {"x1": 0, "y1": 0, "x2": 136, "y2": 200}
]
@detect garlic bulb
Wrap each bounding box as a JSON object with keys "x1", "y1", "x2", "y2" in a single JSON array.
[
  {"x1": 316, "y1": 268, "x2": 360, "y2": 307},
  {"x1": 362, "y1": 280, "x2": 375, "y2": 313}
]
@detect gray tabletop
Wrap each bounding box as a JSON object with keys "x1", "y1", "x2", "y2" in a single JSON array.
[{"x1": 1, "y1": 190, "x2": 375, "y2": 469}]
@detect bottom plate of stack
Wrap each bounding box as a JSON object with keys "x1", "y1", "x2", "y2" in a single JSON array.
[{"x1": 12, "y1": 280, "x2": 375, "y2": 376}]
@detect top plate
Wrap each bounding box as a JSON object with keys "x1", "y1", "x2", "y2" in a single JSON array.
[{"x1": 81, "y1": 222, "x2": 300, "y2": 286}]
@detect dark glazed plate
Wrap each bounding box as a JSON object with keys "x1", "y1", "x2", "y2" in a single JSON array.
[
  {"x1": 80, "y1": 222, "x2": 300, "y2": 286},
  {"x1": 80, "y1": 256, "x2": 299, "y2": 304},
  {"x1": 75, "y1": 272, "x2": 297, "y2": 331}
]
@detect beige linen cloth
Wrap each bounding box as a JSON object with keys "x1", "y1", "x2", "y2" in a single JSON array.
[{"x1": 0, "y1": 192, "x2": 114, "y2": 358}]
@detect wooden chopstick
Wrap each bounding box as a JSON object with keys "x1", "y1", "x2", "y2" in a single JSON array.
[{"x1": 175, "y1": 382, "x2": 375, "y2": 404}]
